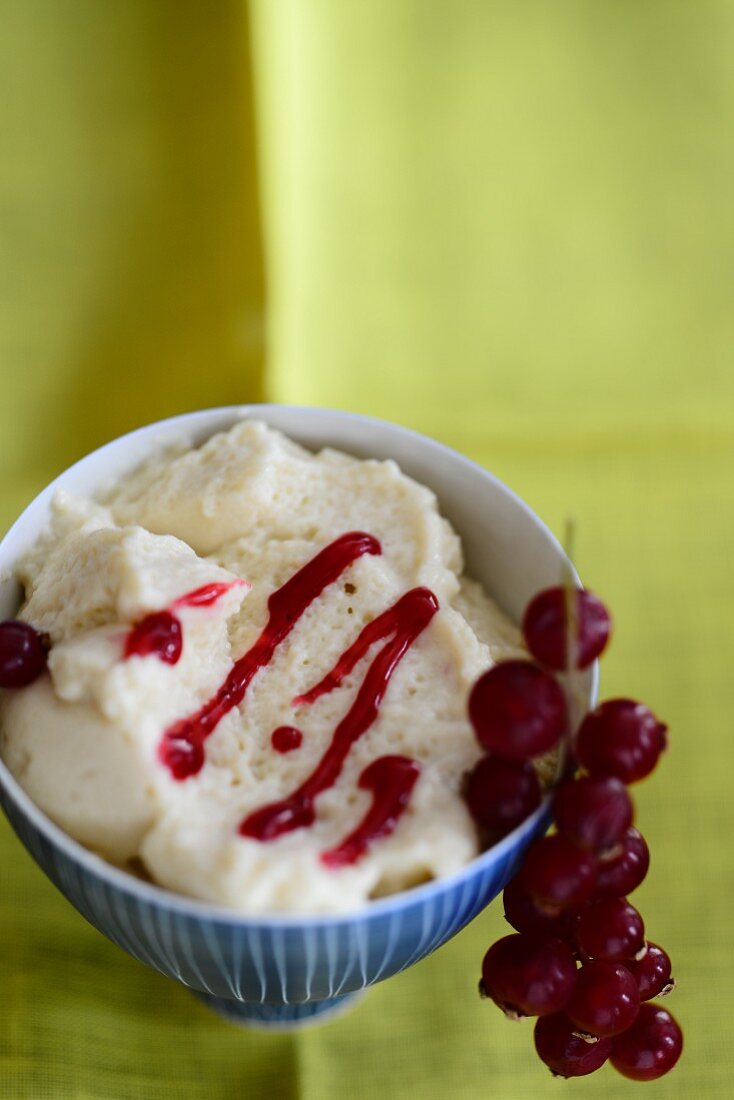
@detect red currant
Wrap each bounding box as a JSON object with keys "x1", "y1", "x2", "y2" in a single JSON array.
[
  {"x1": 522, "y1": 586, "x2": 611, "y2": 671},
  {"x1": 480, "y1": 934, "x2": 577, "y2": 1018},
  {"x1": 534, "y1": 1012, "x2": 612, "y2": 1077},
  {"x1": 469, "y1": 585, "x2": 681, "y2": 1078},
  {"x1": 624, "y1": 942, "x2": 675, "y2": 1000},
  {"x1": 465, "y1": 757, "x2": 541, "y2": 835},
  {"x1": 468, "y1": 661, "x2": 567, "y2": 761},
  {"x1": 521, "y1": 834, "x2": 598, "y2": 911},
  {"x1": 566, "y1": 959, "x2": 640, "y2": 1038},
  {"x1": 502, "y1": 876, "x2": 573, "y2": 942},
  {"x1": 576, "y1": 699, "x2": 667, "y2": 784},
  {"x1": 0, "y1": 620, "x2": 48, "y2": 688},
  {"x1": 594, "y1": 827, "x2": 650, "y2": 898},
  {"x1": 575, "y1": 897, "x2": 645, "y2": 961},
  {"x1": 611, "y1": 1003, "x2": 683, "y2": 1081},
  {"x1": 553, "y1": 776, "x2": 633, "y2": 854}
]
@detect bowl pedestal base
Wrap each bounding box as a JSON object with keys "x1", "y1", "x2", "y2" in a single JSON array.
[{"x1": 193, "y1": 989, "x2": 366, "y2": 1031}]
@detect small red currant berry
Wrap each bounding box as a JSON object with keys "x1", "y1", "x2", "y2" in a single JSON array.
[
  {"x1": 468, "y1": 661, "x2": 567, "y2": 761},
  {"x1": 575, "y1": 897, "x2": 645, "y2": 961},
  {"x1": 577, "y1": 699, "x2": 668, "y2": 784},
  {"x1": 521, "y1": 834, "x2": 598, "y2": 911},
  {"x1": 465, "y1": 756, "x2": 541, "y2": 835},
  {"x1": 624, "y1": 942, "x2": 675, "y2": 1001},
  {"x1": 480, "y1": 934, "x2": 577, "y2": 1019},
  {"x1": 534, "y1": 1012, "x2": 612, "y2": 1077},
  {"x1": 611, "y1": 1003, "x2": 683, "y2": 1081},
  {"x1": 566, "y1": 959, "x2": 640, "y2": 1038},
  {"x1": 0, "y1": 620, "x2": 48, "y2": 688},
  {"x1": 522, "y1": 587, "x2": 611, "y2": 671},
  {"x1": 553, "y1": 776, "x2": 633, "y2": 854},
  {"x1": 594, "y1": 827, "x2": 650, "y2": 898}
]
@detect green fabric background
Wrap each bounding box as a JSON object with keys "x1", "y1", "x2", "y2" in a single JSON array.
[{"x1": 2, "y1": 2, "x2": 732, "y2": 1096}]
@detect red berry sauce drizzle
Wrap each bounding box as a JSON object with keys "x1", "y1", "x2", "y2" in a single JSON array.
[
  {"x1": 158, "y1": 532, "x2": 380, "y2": 779},
  {"x1": 469, "y1": 580, "x2": 681, "y2": 1082},
  {"x1": 149, "y1": 531, "x2": 438, "y2": 866},
  {"x1": 320, "y1": 755, "x2": 421, "y2": 869},
  {"x1": 239, "y1": 586, "x2": 437, "y2": 844},
  {"x1": 123, "y1": 581, "x2": 249, "y2": 666}
]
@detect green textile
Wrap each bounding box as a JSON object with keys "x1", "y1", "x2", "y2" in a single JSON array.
[{"x1": 1, "y1": 1, "x2": 732, "y2": 1096}]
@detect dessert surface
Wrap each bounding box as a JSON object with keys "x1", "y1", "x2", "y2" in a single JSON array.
[{"x1": 1, "y1": 420, "x2": 525, "y2": 913}]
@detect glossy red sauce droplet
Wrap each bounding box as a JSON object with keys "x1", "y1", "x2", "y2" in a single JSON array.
[
  {"x1": 124, "y1": 611, "x2": 183, "y2": 665},
  {"x1": 239, "y1": 587, "x2": 438, "y2": 842},
  {"x1": 321, "y1": 755, "x2": 420, "y2": 868},
  {"x1": 159, "y1": 532, "x2": 381, "y2": 780},
  {"x1": 271, "y1": 726, "x2": 303, "y2": 753}
]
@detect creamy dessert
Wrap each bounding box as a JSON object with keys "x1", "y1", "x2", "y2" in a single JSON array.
[{"x1": 0, "y1": 420, "x2": 528, "y2": 914}]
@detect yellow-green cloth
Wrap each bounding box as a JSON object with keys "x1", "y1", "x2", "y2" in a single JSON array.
[{"x1": 2, "y1": 2, "x2": 732, "y2": 1097}]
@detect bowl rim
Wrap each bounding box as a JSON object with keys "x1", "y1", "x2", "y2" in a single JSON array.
[{"x1": 0, "y1": 403, "x2": 598, "y2": 928}]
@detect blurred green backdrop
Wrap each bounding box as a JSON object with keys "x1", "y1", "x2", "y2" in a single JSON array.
[{"x1": 1, "y1": 2, "x2": 732, "y2": 1098}]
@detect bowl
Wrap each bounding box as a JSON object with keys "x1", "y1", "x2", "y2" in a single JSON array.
[{"x1": 0, "y1": 406, "x2": 596, "y2": 1029}]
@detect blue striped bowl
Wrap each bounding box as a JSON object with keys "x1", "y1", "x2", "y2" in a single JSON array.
[{"x1": 0, "y1": 407, "x2": 596, "y2": 1028}]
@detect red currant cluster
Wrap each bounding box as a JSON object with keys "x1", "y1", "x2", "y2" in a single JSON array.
[{"x1": 466, "y1": 586, "x2": 682, "y2": 1081}]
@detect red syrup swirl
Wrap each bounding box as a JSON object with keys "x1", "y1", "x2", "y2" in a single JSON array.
[
  {"x1": 238, "y1": 586, "x2": 438, "y2": 845},
  {"x1": 320, "y1": 755, "x2": 421, "y2": 868},
  {"x1": 271, "y1": 726, "x2": 303, "y2": 753},
  {"x1": 123, "y1": 580, "x2": 247, "y2": 666},
  {"x1": 159, "y1": 532, "x2": 382, "y2": 780}
]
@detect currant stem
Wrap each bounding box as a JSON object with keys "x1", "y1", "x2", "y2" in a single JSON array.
[{"x1": 561, "y1": 515, "x2": 583, "y2": 766}]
